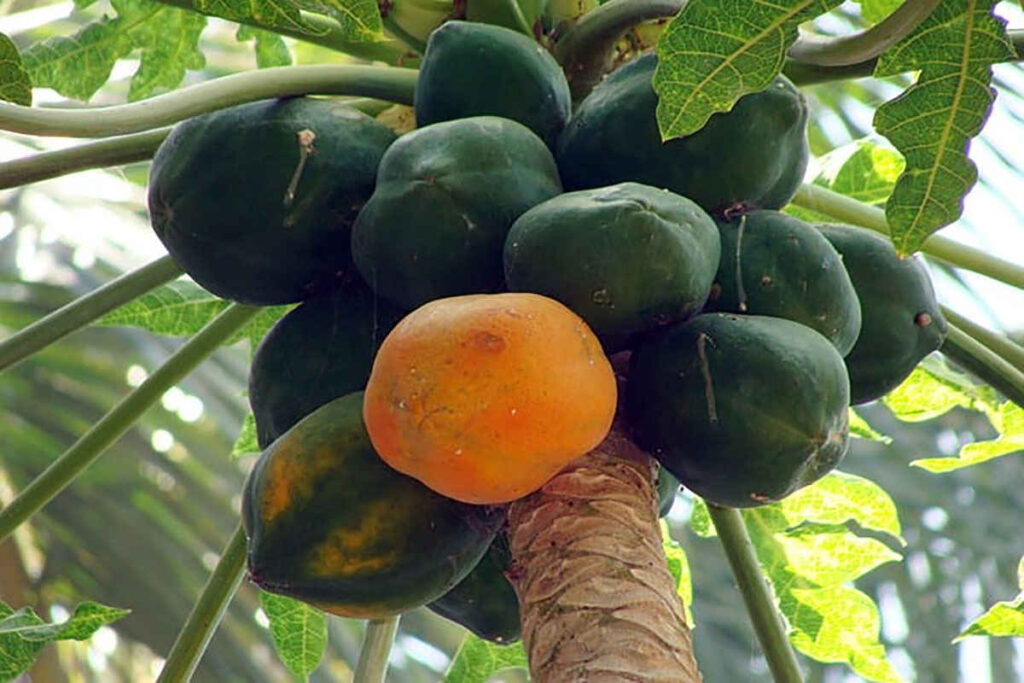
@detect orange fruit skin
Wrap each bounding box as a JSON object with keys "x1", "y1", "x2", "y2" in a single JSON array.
[{"x1": 363, "y1": 293, "x2": 617, "y2": 504}]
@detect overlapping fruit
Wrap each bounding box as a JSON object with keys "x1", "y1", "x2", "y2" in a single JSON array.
[{"x1": 146, "y1": 19, "x2": 946, "y2": 641}]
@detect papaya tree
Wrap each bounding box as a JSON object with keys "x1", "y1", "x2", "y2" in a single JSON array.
[{"x1": 1, "y1": 1, "x2": 1024, "y2": 681}]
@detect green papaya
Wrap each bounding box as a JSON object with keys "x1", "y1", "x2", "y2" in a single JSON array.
[
  {"x1": 427, "y1": 534, "x2": 521, "y2": 643},
  {"x1": 504, "y1": 182, "x2": 720, "y2": 347},
  {"x1": 556, "y1": 54, "x2": 809, "y2": 216},
  {"x1": 627, "y1": 314, "x2": 850, "y2": 508},
  {"x1": 816, "y1": 224, "x2": 948, "y2": 404},
  {"x1": 656, "y1": 466, "x2": 679, "y2": 518},
  {"x1": 248, "y1": 278, "x2": 405, "y2": 449},
  {"x1": 414, "y1": 21, "x2": 571, "y2": 148},
  {"x1": 242, "y1": 392, "x2": 504, "y2": 618},
  {"x1": 352, "y1": 116, "x2": 562, "y2": 309},
  {"x1": 148, "y1": 98, "x2": 396, "y2": 305},
  {"x1": 707, "y1": 210, "x2": 862, "y2": 355}
]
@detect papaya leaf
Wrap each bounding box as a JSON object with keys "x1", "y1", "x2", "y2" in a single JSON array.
[
  {"x1": 872, "y1": 0, "x2": 1014, "y2": 255},
  {"x1": 444, "y1": 635, "x2": 527, "y2": 683},
  {"x1": 237, "y1": 25, "x2": 294, "y2": 67},
  {"x1": 955, "y1": 596, "x2": 1024, "y2": 641},
  {"x1": 816, "y1": 139, "x2": 905, "y2": 206},
  {"x1": 849, "y1": 408, "x2": 893, "y2": 443},
  {"x1": 259, "y1": 592, "x2": 327, "y2": 681},
  {"x1": 661, "y1": 520, "x2": 694, "y2": 626},
  {"x1": 0, "y1": 33, "x2": 32, "y2": 106},
  {"x1": 308, "y1": 0, "x2": 384, "y2": 41},
  {"x1": 196, "y1": 0, "x2": 327, "y2": 36},
  {"x1": 860, "y1": 0, "x2": 903, "y2": 25},
  {"x1": 653, "y1": 0, "x2": 843, "y2": 139},
  {"x1": 23, "y1": 17, "x2": 131, "y2": 101},
  {"x1": 689, "y1": 497, "x2": 715, "y2": 537},
  {"x1": 232, "y1": 411, "x2": 260, "y2": 456},
  {"x1": 912, "y1": 401, "x2": 1024, "y2": 472},
  {"x1": 777, "y1": 470, "x2": 903, "y2": 542},
  {"x1": 884, "y1": 360, "x2": 1000, "y2": 422}
]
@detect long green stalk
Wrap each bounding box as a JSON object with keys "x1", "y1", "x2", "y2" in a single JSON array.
[
  {"x1": 941, "y1": 324, "x2": 1024, "y2": 407},
  {"x1": 0, "y1": 65, "x2": 418, "y2": 137},
  {"x1": 354, "y1": 616, "x2": 400, "y2": 683},
  {"x1": 0, "y1": 304, "x2": 259, "y2": 544},
  {"x1": 157, "y1": 524, "x2": 248, "y2": 682},
  {"x1": 790, "y1": 184, "x2": 1024, "y2": 291},
  {"x1": 941, "y1": 306, "x2": 1024, "y2": 373},
  {"x1": 707, "y1": 505, "x2": 804, "y2": 683},
  {"x1": 0, "y1": 255, "x2": 183, "y2": 372}
]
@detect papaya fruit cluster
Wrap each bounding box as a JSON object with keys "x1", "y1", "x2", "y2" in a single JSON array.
[{"x1": 147, "y1": 18, "x2": 947, "y2": 642}]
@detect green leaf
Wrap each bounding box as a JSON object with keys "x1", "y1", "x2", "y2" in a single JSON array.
[
  {"x1": 260, "y1": 592, "x2": 327, "y2": 680},
  {"x1": 955, "y1": 593, "x2": 1024, "y2": 641},
  {"x1": 777, "y1": 471, "x2": 903, "y2": 541},
  {"x1": 444, "y1": 635, "x2": 527, "y2": 683},
  {"x1": 196, "y1": 0, "x2": 328, "y2": 37},
  {"x1": 884, "y1": 361, "x2": 999, "y2": 423},
  {"x1": 654, "y1": 0, "x2": 843, "y2": 139},
  {"x1": 308, "y1": 0, "x2": 384, "y2": 41},
  {"x1": 873, "y1": 0, "x2": 1015, "y2": 255},
  {"x1": 233, "y1": 411, "x2": 260, "y2": 456},
  {"x1": 815, "y1": 139, "x2": 906, "y2": 207},
  {"x1": 23, "y1": 17, "x2": 131, "y2": 101},
  {"x1": 912, "y1": 401, "x2": 1024, "y2": 472},
  {"x1": 690, "y1": 498, "x2": 715, "y2": 537},
  {"x1": 0, "y1": 33, "x2": 32, "y2": 106},
  {"x1": 860, "y1": 0, "x2": 903, "y2": 25},
  {"x1": 661, "y1": 520, "x2": 694, "y2": 626},
  {"x1": 849, "y1": 408, "x2": 892, "y2": 443},
  {"x1": 237, "y1": 25, "x2": 294, "y2": 67}
]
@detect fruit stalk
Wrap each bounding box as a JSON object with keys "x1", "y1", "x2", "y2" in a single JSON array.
[
  {"x1": 353, "y1": 616, "x2": 401, "y2": 683},
  {"x1": 505, "y1": 425, "x2": 700, "y2": 682}
]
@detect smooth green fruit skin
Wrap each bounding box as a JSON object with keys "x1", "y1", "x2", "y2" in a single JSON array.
[
  {"x1": 504, "y1": 182, "x2": 720, "y2": 347},
  {"x1": 352, "y1": 116, "x2": 563, "y2": 309},
  {"x1": 428, "y1": 534, "x2": 521, "y2": 643},
  {"x1": 148, "y1": 98, "x2": 396, "y2": 305},
  {"x1": 627, "y1": 314, "x2": 851, "y2": 508},
  {"x1": 248, "y1": 278, "x2": 405, "y2": 449},
  {"x1": 707, "y1": 210, "x2": 862, "y2": 355},
  {"x1": 415, "y1": 21, "x2": 571, "y2": 149},
  {"x1": 816, "y1": 224, "x2": 948, "y2": 404},
  {"x1": 242, "y1": 393, "x2": 504, "y2": 617},
  {"x1": 556, "y1": 54, "x2": 809, "y2": 216}
]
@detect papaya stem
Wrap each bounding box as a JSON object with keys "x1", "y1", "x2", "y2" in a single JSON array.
[
  {"x1": 0, "y1": 65, "x2": 418, "y2": 138},
  {"x1": 0, "y1": 255, "x2": 183, "y2": 372},
  {"x1": 502, "y1": 0, "x2": 536, "y2": 37},
  {"x1": 790, "y1": 183, "x2": 1024, "y2": 291},
  {"x1": 354, "y1": 616, "x2": 400, "y2": 683},
  {"x1": 941, "y1": 324, "x2": 1024, "y2": 408},
  {"x1": 940, "y1": 306, "x2": 1024, "y2": 373},
  {"x1": 0, "y1": 304, "x2": 260, "y2": 544},
  {"x1": 381, "y1": 14, "x2": 429, "y2": 55},
  {"x1": 706, "y1": 505, "x2": 805, "y2": 683},
  {"x1": 787, "y1": 0, "x2": 940, "y2": 67},
  {"x1": 157, "y1": 524, "x2": 247, "y2": 682}
]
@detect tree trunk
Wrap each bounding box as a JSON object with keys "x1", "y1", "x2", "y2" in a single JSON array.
[{"x1": 505, "y1": 425, "x2": 701, "y2": 682}]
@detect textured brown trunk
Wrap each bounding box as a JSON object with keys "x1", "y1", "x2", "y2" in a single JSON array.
[{"x1": 505, "y1": 425, "x2": 701, "y2": 682}]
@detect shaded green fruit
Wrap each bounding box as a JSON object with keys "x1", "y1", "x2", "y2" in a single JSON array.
[
  {"x1": 415, "y1": 21, "x2": 571, "y2": 148},
  {"x1": 656, "y1": 466, "x2": 679, "y2": 518},
  {"x1": 248, "y1": 278, "x2": 406, "y2": 449},
  {"x1": 242, "y1": 393, "x2": 504, "y2": 618},
  {"x1": 816, "y1": 224, "x2": 948, "y2": 404},
  {"x1": 352, "y1": 116, "x2": 562, "y2": 309},
  {"x1": 148, "y1": 98, "x2": 396, "y2": 305},
  {"x1": 428, "y1": 534, "x2": 521, "y2": 643},
  {"x1": 627, "y1": 314, "x2": 850, "y2": 508},
  {"x1": 707, "y1": 210, "x2": 861, "y2": 355},
  {"x1": 504, "y1": 182, "x2": 720, "y2": 346},
  {"x1": 556, "y1": 54, "x2": 809, "y2": 215}
]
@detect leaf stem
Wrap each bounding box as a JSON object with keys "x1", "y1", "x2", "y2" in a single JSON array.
[
  {"x1": 941, "y1": 324, "x2": 1024, "y2": 407},
  {"x1": 381, "y1": 14, "x2": 429, "y2": 54},
  {"x1": 706, "y1": 505, "x2": 804, "y2": 683},
  {"x1": 157, "y1": 524, "x2": 248, "y2": 682},
  {"x1": 0, "y1": 255, "x2": 183, "y2": 372},
  {"x1": 940, "y1": 306, "x2": 1024, "y2": 373},
  {"x1": 503, "y1": 0, "x2": 536, "y2": 37},
  {"x1": 0, "y1": 65, "x2": 418, "y2": 137},
  {"x1": 787, "y1": 0, "x2": 940, "y2": 67},
  {"x1": 0, "y1": 303, "x2": 260, "y2": 544},
  {"x1": 790, "y1": 183, "x2": 1024, "y2": 291},
  {"x1": 353, "y1": 616, "x2": 400, "y2": 683}
]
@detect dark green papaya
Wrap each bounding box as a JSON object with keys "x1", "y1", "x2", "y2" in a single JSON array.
[
  {"x1": 556, "y1": 54, "x2": 809, "y2": 216},
  {"x1": 352, "y1": 116, "x2": 562, "y2": 309},
  {"x1": 816, "y1": 224, "x2": 948, "y2": 404},
  {"x1": 248, "y1": 278, "x2": 405, "y2": 449},
  {"x1": 242, "y1": 392, "x2": 504, "y2": 618},
  {"x1": 504, "y1": 182, "x2": 720, "y2": 346},
  {"x1": 627, "y1": 314, "x2": 850, "y2": 508},
  {"x1": 707, "y1": 210, "x2": 861, "y2": 355},
  {"x1": 427, "y1": 534, "x2": 521, "y2": 643},
  {"x1": 148, "y1": 98, "x2": 396, "y2": 305},
  {"x1": 415, "y1": 21, "x2": 571, "y2": 148},
  {"x1": 656, "y1": 466, "x2": 679, "y2": 518}
]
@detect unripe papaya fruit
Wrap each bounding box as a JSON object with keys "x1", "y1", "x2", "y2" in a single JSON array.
[
  {"x1": 707, "y1": 211, "x2": 861, "y2": 355},
  {"x1": 627, "y1": 314, "x2": 850, "y2": 508},
  {"x1": 363, "y1": 292, "x2": 616, "y2": 504},
  {"x1": 816, "y1": 224, "x2": 947, "y2": 404},
  {"x1": 556, "y1": 54, "x2": 809, "y2": 216},
  {"x1": 242, "y1": 392, "x2": 504, "y2": 618},
  {"x1": 504, "y1": 182, "x2": 720, "y2": 347},
  {"x1": 148, "y1": 98, "x2": 396, "y2": 305},
  {"x1": 414, "y1": 21, "x2": 571, "y2": 149},
  {"x1": 352, "y1": 117, "x2": 562, "y2": 310},
  {"x1": 248, "y1": 278, "x2": 405, "y2": 448}
]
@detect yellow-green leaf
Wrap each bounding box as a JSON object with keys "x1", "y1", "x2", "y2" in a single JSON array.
[
  {"x1": 0, "y1": 33, "x2": 32, "y2": 106},
  {"x1": 444, "y1": 635, "x2": 527, "y2": 683},
  {"x1": 260, "y1": 592, "x2": 326, "y2": 680}
]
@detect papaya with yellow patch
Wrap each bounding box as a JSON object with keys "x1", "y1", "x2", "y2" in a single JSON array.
[{"x1": 242, "y1": 392, "x2": 504, "y2": 618}]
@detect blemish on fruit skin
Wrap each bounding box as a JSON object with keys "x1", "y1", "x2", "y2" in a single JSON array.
[
  {"x1": 471, "y1": 331, "x2": 506, "y2": 352},
  {"x1": 591, "y1": 288, "x2": 612, "y2": 305},
  {"x1": 915, "y1": 312, "x2": 933, "y2": 326},
  {"x1": 696, "y1": 333, "x2": 718, "y2": 424}
]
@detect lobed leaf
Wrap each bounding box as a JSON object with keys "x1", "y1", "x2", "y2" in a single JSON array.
[
  {"x1": 307, "y1": 0, "x2": 384, "y2": 41},
  {"x1": 816, "y1": 139, "x2": 906, "y2": 206},
  {"x1": 849, "y1": 408, "x2": 893, "y2": 443},
  {"x1": 260, "y1": 592, "x2": 327, "y2": 681},
  {"x1": 232, "y1": 411, "x2": 260, "y2": 456},
  {"x1": 912, "y1": 401, "x2": 1024, "y2": 472},
  {"x1": 860, "y1": 0, "x2": 903, "y2": 25},
  {"x1": 444, "y1": 635, "x2": 527, "y2": 683},
  {"x1": 654, "y1": 0, "x2": 843, "y2": 139},
  {"x1": 23, "y1": 17, "x2": 131, "y2": 101},
  {"x1": 197, "y1": 0, "x2": 326, "y2": 36},
  {"x1": 873, "y1": 0, "x2": 1015, "y2": 255},
  {"x1": 0, "y1": 33, "x2": 32, "y2": 106},
  {"x1": 236, "y1": 25, "x2": 294, "y2": 67},
  {"x1": 884, "y1": 360, "x2": 999, "y2": 422}
]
